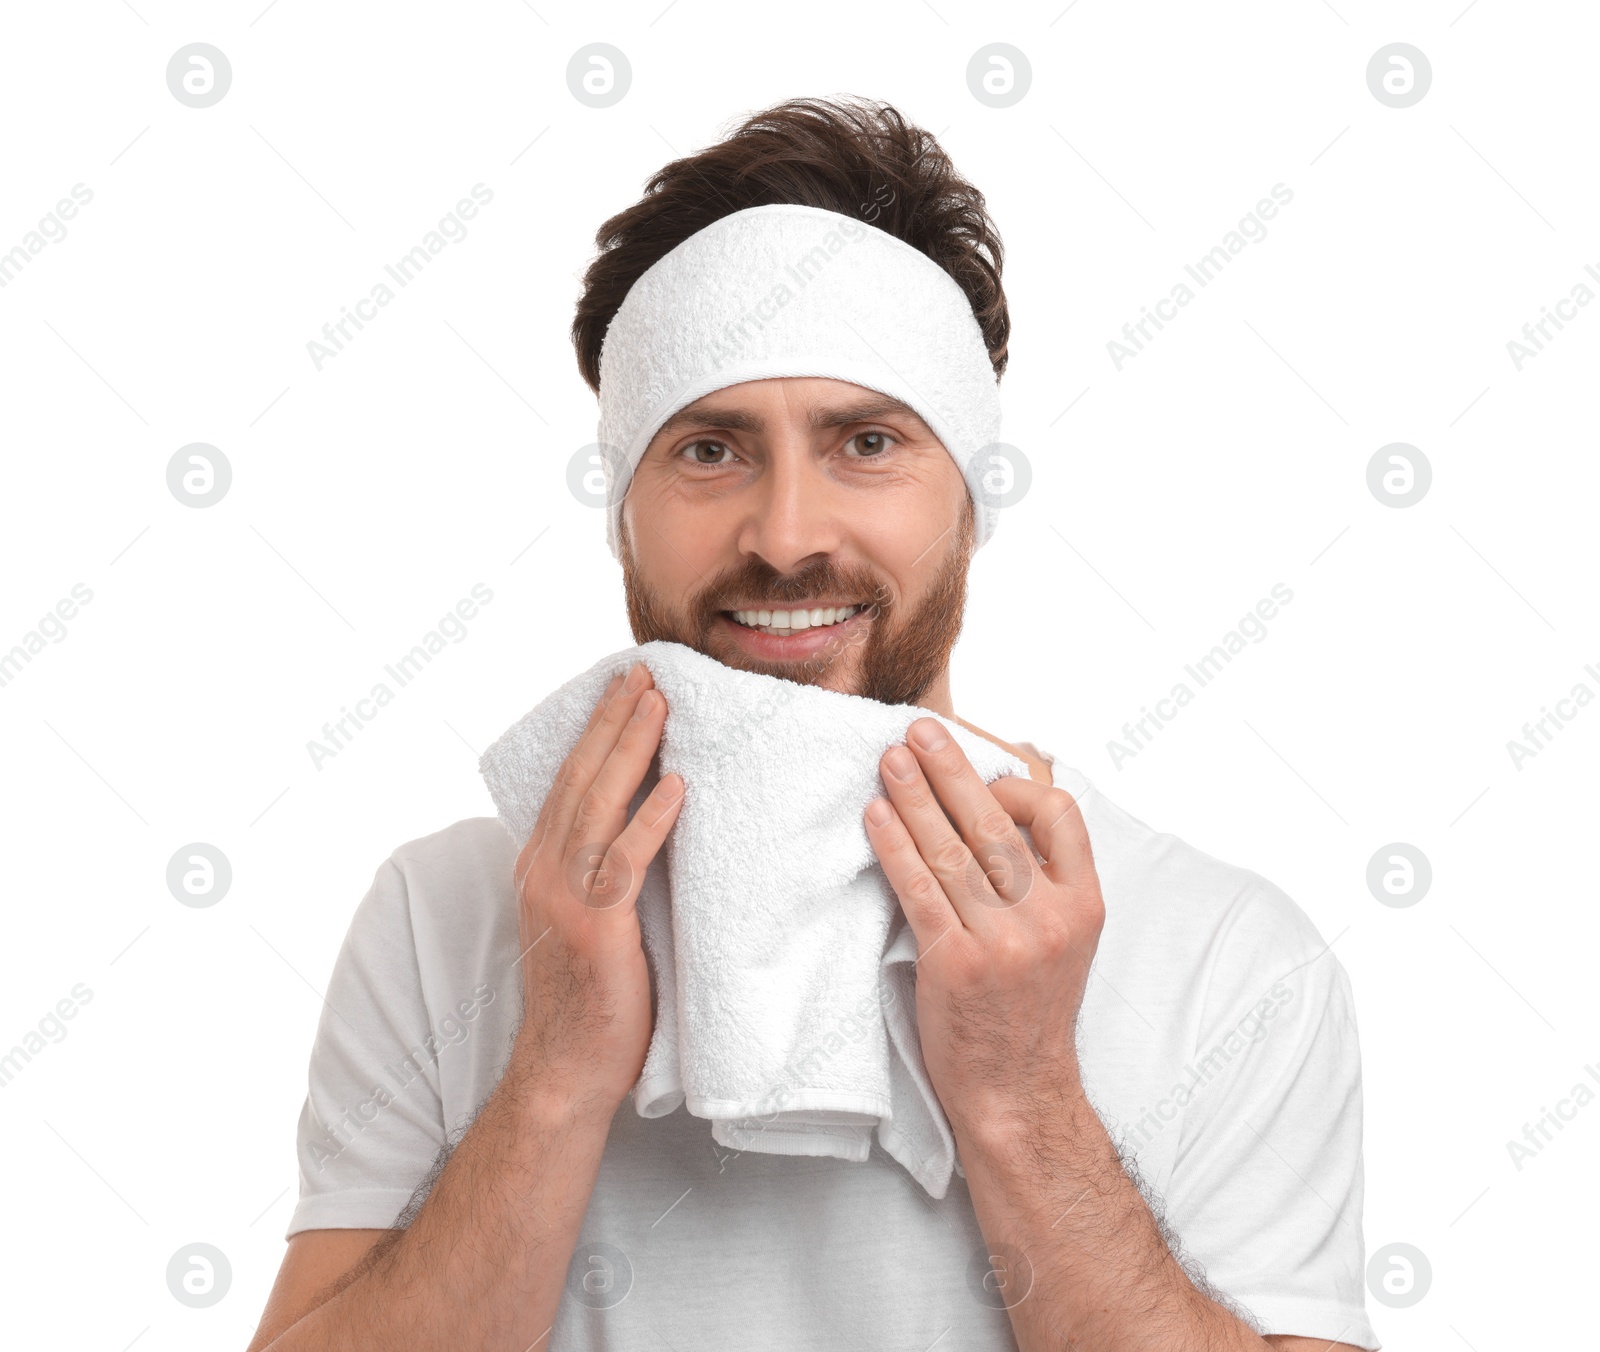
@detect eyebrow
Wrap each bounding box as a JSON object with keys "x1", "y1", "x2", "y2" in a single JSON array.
[{"x1": 654, "y1": 393, "x2": 927, "y2": 439}]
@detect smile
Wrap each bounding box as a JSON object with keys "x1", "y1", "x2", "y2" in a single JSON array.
[{"x1": 723, "y1": 604, "x2": 863, "y2": 637}]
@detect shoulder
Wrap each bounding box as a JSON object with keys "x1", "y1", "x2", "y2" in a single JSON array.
[
  {"x1": 1043, "y1": 763, "x2": 1364, "y2": 1126},
  {"x1": 348, "y1": 817, "x2": 521, "y2": 971},
  {"x1": 387, "y1": 815, "x2": 520, "y2": 890},
  {"x1": 1047, "y1": 758, "x2": 1339, "y2": 979}
]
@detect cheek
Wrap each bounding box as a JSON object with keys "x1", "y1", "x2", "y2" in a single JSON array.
[
  {"x1": 848, "y1": 520, "x2": 938, "y2": 590},
  {"x1": 630, "y1": 465, "x2": 759, "y2": 568},
  {"x1": 842, "y1": 460, "x2": 966, "y2": 542},
  {"x1": 634, "y1": 502, "x2": 710, "y2": 569},
  {"x1": 626, "y1": 502, "x2": 717, "y2": 604}
]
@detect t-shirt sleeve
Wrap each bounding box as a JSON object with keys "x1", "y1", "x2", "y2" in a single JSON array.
[
  {"x1": 1159, "y1": 882, "x2": 1380, "y2": 1350},
  {"x1": 285, "y1": 853, "x2": 449, "y2": 1239}
]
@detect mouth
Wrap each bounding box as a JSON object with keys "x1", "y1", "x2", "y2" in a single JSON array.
[
  {"x1": 713, "y1": 601, "x2": 872, "y2": 661},
  {"x1": 722, "y1": 603, "x2": 866, "y2": 637}
]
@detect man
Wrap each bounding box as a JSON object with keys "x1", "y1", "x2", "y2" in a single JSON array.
[{"x1": 248, "y1": 98, "x2": 1377, "y2": 1351}]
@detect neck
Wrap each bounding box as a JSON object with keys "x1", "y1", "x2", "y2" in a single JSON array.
[
  {"x1": 911, "y1": 669, "x2": 955, "y2": 718},
  {"x1": 910, "y1": 668, "x2": 1054, "y2": 786}
]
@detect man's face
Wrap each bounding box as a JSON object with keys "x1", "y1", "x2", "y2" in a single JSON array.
[{"x1": 618, "y1": 376, "x2": 974, "y2": 706}]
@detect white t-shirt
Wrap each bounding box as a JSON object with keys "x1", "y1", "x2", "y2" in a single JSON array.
[{"x1": 287, "y1": 750, "x2": 1379, "y2": 1350}]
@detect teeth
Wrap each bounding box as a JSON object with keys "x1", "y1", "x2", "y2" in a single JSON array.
[{"x1": 729, "y1": 605, "x2": 861, "y2": 634}]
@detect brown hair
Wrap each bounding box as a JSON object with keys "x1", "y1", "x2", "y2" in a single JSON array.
[{"x1": 571, "y1": 95, "x2": 1009, "y2": 394}]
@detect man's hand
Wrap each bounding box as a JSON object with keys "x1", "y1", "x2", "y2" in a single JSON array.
[
  {"x1": 511, "y1": 660, "x2": 683, "y2": 1123},
  {"x1": 248, "y1": 665, "x2": 682, "y2": 1352},
  {"x1": 864, "y1": 719, "x2": 1366, "y2": 1352},
  {"x1": 863, "y1": 716, "x2": 1104, "y2": 1141}
]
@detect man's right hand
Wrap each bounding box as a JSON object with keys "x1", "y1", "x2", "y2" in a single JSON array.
[
  {"x1": 246, "y1": 661, "x2": 680, "y2": 1352},
  {"x1": 509, "y1": 660, "x2": 683, "y2": 1124}
]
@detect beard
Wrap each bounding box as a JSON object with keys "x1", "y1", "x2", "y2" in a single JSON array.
[{"x1": 620, "y1": 498, "x2": 974, "y2": 707}]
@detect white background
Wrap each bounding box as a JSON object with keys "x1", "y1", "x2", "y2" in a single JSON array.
[{"x1": 1, "y1": 2, "x2": 1594, "y2": 1348}]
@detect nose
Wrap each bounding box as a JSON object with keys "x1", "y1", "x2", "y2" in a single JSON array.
[{"x1": 734, "y1": 437, "x2": 844, "y2": 575}]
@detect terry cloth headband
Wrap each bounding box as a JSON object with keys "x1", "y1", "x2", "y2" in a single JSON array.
[{"x1": 594, "y1": 202, "x2": 1004, "y2": 560}]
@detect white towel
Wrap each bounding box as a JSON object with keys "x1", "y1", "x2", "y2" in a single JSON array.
[{"x1": 478, "y1": 640, "x2": 1030, "y2": 1198}]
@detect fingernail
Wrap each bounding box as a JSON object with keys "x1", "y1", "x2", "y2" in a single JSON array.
[
  {"x1": 911, "y1": 719, "x2": 948, "y2": 750},
  {"x1": 631, "y1": 690, "x2": 656, "y2": 720},
  {"x1": 884, "y1": 746, "x2": 917, "y2": 781},
  {"x1": 623, "y1": 663, "x2": 648, "y2": 693},
  {"x1": 866, "y1": 798, "x2": 893, "y2": 826}
]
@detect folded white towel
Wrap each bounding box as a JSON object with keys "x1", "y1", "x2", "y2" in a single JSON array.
[{"x1": 479, "y1": 640, "x2": 1030, "y2": 1198}]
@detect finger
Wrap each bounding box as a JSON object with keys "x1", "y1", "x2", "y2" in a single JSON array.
[
  {"x1": 591, "y1": 671, "x2": 627, "y2": 722},
  {"x1": 569, "y1": 686, "x2": 671, "y2": 862},
  {"x1": 863, "y1": 795, "x2": 963, "y2": 952},
  {"x1": 879, "y1": 742, "x2": 1004, "y2": 923},
  {"x1": 989, "y1": 777, "x2": 1096, "y2": 891},
  {"x1": 579, "y1": 772, "x2": 685, "y2": 914},
  {"x1": 515, "y1": 675, "x2": 620, "y2": 864},
  {"x1": 901, "y1": 718, "x2": 1041, "y2": 907},
  {"x1": 518, "y1": 672, "x2": 630, "y2": 883},
  {"x1": 540, "y1": 662, "x2": 656, "y2": 850}
]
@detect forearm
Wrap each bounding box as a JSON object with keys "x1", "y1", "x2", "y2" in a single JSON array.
[
  {"x1": 264, "y1": 1039, "x2": 613, "y2": 1352},
  {"x1": 956, "y1": 1078, "x2": 1267, "y2": 1352}
]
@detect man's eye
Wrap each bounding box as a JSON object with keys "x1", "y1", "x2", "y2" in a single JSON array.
[
  {"x1": 681, "y1": 440, "x2": 734, "y2": 465},
  {"x1": 846, "y1": 431, "x2": 894, "y2": 457}
]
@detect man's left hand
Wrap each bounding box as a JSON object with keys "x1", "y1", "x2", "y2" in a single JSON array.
[{"x1": 864, "y1": 716, "x2": 1106, "y2": 1143}]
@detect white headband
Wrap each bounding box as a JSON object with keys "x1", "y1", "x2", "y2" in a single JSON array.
[{"x1": 594, "y1": 202, "x2": 1003, "y2": 560}]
